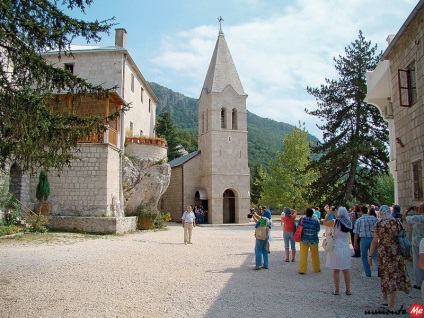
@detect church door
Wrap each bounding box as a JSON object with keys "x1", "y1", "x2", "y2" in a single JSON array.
[{"x1": 222, "y1": 189, "x2": 235, "y2": 223}]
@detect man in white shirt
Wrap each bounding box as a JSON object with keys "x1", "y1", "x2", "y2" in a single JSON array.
[{"x1": 181, "y1": 205, "x2": 196, "y2": 245}]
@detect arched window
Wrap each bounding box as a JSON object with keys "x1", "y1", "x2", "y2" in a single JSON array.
[
  {"x1": 221, "y1": 107, "x2": 227, "y2": 129},
  {"x1": 232, "y1": 108, "x2": 238, "y2": 130}
]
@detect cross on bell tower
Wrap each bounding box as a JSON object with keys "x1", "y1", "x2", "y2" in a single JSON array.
[{"x1": 218, "y1": 16, "x2": 224, "y2": 33}]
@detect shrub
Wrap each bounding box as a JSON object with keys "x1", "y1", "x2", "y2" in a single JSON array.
[
  {"x1": 36, "y1": 170, "x2": 50, "y2": 203},
  {"x1": 153, "y1": 212, "x2": 171, "y2": 230},
  {"x1": 27, "y1": 214, "x2": 48, "y2": 233},
  {"x1": 136, "y1": 206, "x2": 158, "y2": 230}
]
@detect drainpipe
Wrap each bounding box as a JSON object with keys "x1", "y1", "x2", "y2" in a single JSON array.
[{"x1": 119, "y1": 53, "x2": 127, "y2": 213}]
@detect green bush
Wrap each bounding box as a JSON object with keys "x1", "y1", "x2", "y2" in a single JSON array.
[
  {"x1": 36, "y1": 170, "x2": 50, "y2": 203},
  {"x1": 0, "y1": 193, "x2": 21, "y2": 226},
  {"x1": 0, "y1": 225, "x2": 22, "y2": 236},
  {"x1": 27, "y1": 214, "x2": 48, "y2": 233},
  {"x1": 136, "y1": 206, "x2": 157, "y2": 230},
  {"x1": 153, "y1": 212, "x2": 171, "y2": 230}
]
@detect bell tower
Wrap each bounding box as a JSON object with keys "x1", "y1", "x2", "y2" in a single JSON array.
[{"x1": 197, "y1": 21, "x2": 250, "y2": 223}]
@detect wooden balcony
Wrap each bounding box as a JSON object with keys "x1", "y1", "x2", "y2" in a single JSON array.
[{"x1": 78, "y1": 126, "x2": 119, "y2": 147}]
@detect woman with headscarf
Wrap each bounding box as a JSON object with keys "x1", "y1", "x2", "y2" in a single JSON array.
[
  {"x1": 369, "y1": 205, "x2": 411, "y2": 311},
  {"x1": 298, "y1": 208, "x2": 321, "y2": 274},
  {"x1": 392, "y1": 204, "x2": 402, "y2": 219},
  {"x1": 253, "y1": 209, "x2": 272, "y2": 270},
  {"x1": 281, "y1": 207, "x2": 297, "y2": 262},
  {"x1": 324, "y1": 207, "x2": 353, "y2": 295}
]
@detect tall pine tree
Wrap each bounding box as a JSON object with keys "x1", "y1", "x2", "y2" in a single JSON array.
[
  {"x1": 155, "y1": 110, "x2": 180, "y2": 161},
  {"x1": 306, "y1": 30, "x2": 389, "y2": 206},
  {"x1": 0, "y1": 0, "x2": 122, "y2": 172}
]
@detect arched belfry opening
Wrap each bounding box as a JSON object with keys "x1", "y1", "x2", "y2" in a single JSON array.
[
  {"x1": 232, "y1": 108, "x2": 237, "y2": 130},
  {"x1": 221, "y1": 107, "x2": 227, "y2": 129},
  {"x1": 223, "y1": 189, "x2": 236, "y2": 223}
]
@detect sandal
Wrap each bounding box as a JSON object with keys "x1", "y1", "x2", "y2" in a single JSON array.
[
  {"x1": 285, "y1": 259, "x2": 289, "y2": 262},
  {"x1": 345, "y1": 291, "x2": 352, "y2": 295},
  {"x1": 380, "y1": 303, "x2": 388, "y2": 308},
  {"x1": 291, "y1": 259, "x2": 295, "y2": 262},
  {"x1": 332, "y1": 291, "x2": 340, "y2": 295}
]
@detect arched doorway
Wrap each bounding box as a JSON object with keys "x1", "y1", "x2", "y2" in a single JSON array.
[
  {"x1": 9, "y1": 163, "x2": 23, "y2": 201},
  {"x1": 195, "y1": 189, "x2": 208, "y2": 223},
  {"x1": 223, "y1": 189, "x2": 235, "y2": 223}
]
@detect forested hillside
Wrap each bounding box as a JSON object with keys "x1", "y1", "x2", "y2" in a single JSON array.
[{"x1": 149, "y1": 82, "x2": 319, "y2": 170}]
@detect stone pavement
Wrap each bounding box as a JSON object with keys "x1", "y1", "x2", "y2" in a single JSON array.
[{"x1": 0, "y1": 222, "x2": 421, "y2": 318}]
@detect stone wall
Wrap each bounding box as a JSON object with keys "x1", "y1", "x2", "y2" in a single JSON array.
[
  {"x1": 387, "y1": 7, "x2": 424, "y2": 208},
  {"x1": 160, "y1": 166, "x2": 183, "y2": 221},
  {"x1": 49, "y1": 216, "x2": 137, "y2": 234},
  {"x1": 29, "y1": 144, "x2": 120, "y2": 217},
  {"x1": 125, "y1": 142, "x2": 167, "y2": 161}
]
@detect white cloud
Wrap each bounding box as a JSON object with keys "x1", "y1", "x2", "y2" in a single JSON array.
[{"x1": 149, "y1": 0, "x2": 417, "y2": 139}]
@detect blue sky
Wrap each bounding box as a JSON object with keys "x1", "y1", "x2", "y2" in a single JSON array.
[{"x1": 65, "y1": 0, "x2": 419, "y2": 138}]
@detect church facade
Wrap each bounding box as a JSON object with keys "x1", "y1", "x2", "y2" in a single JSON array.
[{"x1": 159, "y1": 29, "x2": 251, "y2": 224}]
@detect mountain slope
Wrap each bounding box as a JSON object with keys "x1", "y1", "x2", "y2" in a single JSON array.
[{"x1": 149, "y1": 82, "x2": 319, "y2": 169}]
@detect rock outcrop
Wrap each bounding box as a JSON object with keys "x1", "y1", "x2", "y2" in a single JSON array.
[{"x1": 122, "y1": 156, "x2": 170, "y2": 216}]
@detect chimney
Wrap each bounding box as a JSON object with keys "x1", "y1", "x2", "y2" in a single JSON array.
[
  {"x1": 115, "y1": 28, "x2": 127, "y2": 48},
  {"x1": 386, "y1": 34, "x2": 395, "y2": 46}
]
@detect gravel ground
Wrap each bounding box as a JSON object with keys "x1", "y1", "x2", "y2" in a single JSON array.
[{"x1": 0, "y1": 222, "x2": 420, "y2": 318}]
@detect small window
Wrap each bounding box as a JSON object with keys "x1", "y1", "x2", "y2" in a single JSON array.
[
  {"x1": 64, "y1": 63, "x2": 74, "y2": 74},
  {"x1": 149, "y1": 99, "x2": 151, "y2": 113},
  {"x1": 412, "y1": 160, "x2": 423, "y2": 201},
  {"x1": 398, "y1": 62, "x2": 417, "y2": 107},
  {"x1": 141, "y1": 87, "x2": 144, "y2": 103},
  {"x1": 131, "y1": 74, "x2": 135, "y2": 92}
]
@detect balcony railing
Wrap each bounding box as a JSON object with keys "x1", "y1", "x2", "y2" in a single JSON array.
[{"x1": 78, "y1": 126, "x2": 118, "y2": 147}]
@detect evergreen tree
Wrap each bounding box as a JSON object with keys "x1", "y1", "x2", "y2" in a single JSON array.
[
  {"x1": 305, "y1": 30, "x2": 389, "y2": 206},
  {"x1": 261, "y1": 125, "x2": 316, "y2": 210},
  {"x1": 250, "y1": 163, "x2": 266, "y2": 205},
  {"x1": 155, "y1": 110, "x2": 180, "y2": 161},
  {"x1": 175, "y1": 130, "x2": 197, "y2": 154},
  {"x1": 0, "y1": 1, "x2": 123, "y2": 173}
]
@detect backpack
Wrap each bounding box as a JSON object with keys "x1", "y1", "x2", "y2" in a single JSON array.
[
  {"x1": 397, "y1": 220, "x2": 412, "y2": 257},
  {"x1": 255, "y1": 217, "x2": 269, "y2": 240}
]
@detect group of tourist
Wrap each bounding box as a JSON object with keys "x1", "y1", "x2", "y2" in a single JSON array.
[{"x1": 252, "y1": 202, "x2": 424, "y2": 312}]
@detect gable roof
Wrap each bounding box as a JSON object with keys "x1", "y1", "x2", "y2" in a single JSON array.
[
  {"x1": 168, "y1": 150, "x2": 200, "y2": 168},
  {"x1": 201, "y1": 30, "x2": 246, "y2": 96},
  {"x1": 42, "y1": 45, "x2": 158, "y2": 103}
]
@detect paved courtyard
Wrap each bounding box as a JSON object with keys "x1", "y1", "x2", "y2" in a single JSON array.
[{"x1": 0, "y1": 222, "x2": 420, "y2": 317}]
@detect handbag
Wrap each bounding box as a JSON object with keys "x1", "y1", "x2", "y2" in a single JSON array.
[
  {"x1": 397, "y1": 220, "x2": 411, "y2": 257},
  {"x1": 322, "y1": 227, "x2": 334, "y2": 252},
  {"x1": 293, "y1": 218, "x2": 303, "y2": 242}
]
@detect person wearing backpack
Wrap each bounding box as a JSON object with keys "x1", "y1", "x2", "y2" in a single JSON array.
[{"x1": 253, "y1": 209, "x2": 272, "y2": 270}]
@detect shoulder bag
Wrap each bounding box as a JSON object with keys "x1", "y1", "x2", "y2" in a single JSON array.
[
  {"x1": 293, "y1": 218, "x2": 303, "y2": 242},
  {"x1": 397, "y1": 220, "x2": 411, "y2": 257},
  {"x1": 322, "y1": 223, "x2": 334, "y2": 252},
  {"x1": 254, "y1": 218, "x2": 269, "y2": 240}
]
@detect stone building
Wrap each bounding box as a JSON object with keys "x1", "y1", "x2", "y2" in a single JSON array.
[
  {"x1": 365, "y1": 0, "x2": 424, "y2": 208},
  {"x1": 159, "y1": 28, "x2": 251, "y2": 224},
  {"x1": 3, "y1": 29, "x2": 166, "y2": 233}
]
